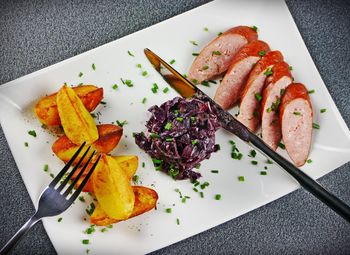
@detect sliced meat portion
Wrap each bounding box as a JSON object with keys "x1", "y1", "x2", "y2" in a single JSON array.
[
  {"x1": 188, "y1": 26, "x2": 258, "y2": 84},
  {"x1": 237, "y1": 51, "x2": 284, "y2": 131},
  {"x1": 261, "y1": 61, "x2": 292, "y2": 150},
  {"x1": 214, "y1": 40, "x2": 270, "y2": 109},
  {"x1": 280, "y1": 83, "x2": 313, "y2": 166}
]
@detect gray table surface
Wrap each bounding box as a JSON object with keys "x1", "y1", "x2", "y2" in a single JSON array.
[{"x1": 0, "y1": 0, "x2": 349, "y2": 254}]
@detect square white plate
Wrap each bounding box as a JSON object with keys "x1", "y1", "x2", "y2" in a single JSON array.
[{"x1": 0, "y1": 0, "x2": 349, "y2": 254}]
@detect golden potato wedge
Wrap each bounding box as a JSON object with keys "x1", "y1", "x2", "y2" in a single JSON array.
[
  {"x1": 56, "y1": 85, "x2": 98, "y2": 145},
  {"x1": 90, "y1": 186, "x2": 158, "y2": 226},
  {"x1": 35, "y1": 85, "x2": 103, "y2": 126},
  {"x1": 52, "y1": 124, "x2": 123, "y2": 164},
  {"x1": 92, "y1": 154, "x2": 135, "y2": 220},
  {"x1": 72, "y1": 154, "x2": 136, "y2": 193}
]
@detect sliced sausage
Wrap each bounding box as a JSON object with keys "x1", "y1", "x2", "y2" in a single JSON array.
[
  {"x1": 214, "y1": 40, "x2": 270, "y2": 109},
  {"x1": 280, "y1": 83, "x2": 313, "y2": 166},
  {"x1": 261, "y1": 61, "x2": 292, "y2": 150},
  {"x1": 188, "y1": 26, "x2": 258, "y2": 84},
  {"x1": 237, "y1": 51, "x2": 284, "y2": 131}
]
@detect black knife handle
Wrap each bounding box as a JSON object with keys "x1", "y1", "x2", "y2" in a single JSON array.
[{"x1": 249, "y1": 133, "x2": 350, "y2": 223}]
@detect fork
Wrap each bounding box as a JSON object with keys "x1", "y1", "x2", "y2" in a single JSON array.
[{"x1": 0, "y1": 142, "x2": 101, "y2": 254}]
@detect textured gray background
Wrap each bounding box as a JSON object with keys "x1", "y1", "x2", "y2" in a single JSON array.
[{"x1": 0, "y1": 0, "x2": 349, "y2": 254}]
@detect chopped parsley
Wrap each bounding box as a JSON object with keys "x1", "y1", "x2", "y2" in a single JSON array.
[
  {"x1": 189, "y1": 40, "x2": 198, "y2": 46},
  {"x1": 267, "y1": 107, "x2": 272, "y2": 113},
  {"x1": 320, "y1": 108, "x2": 327, "y2": 113},
  {"x1": 264, "y1": 67, "x2": 273, "y2": 76},
  {"x1": 116, "y1": 120, "x2": 128, "y2": 127},
  {"x1": 215, "y1": 194, "x2": 222, "y2": 200},
  {"x1": 313, "y1": 123, "x2": 320, "y2": 129},
  {"x1": 79, "y1": 72, "x2": 83, "y2": 78},
  {"x1": 191, "y1": 139, "x2": 198, "y2": 145},
  {"x1": 169, "y1": 59, "x2": 176, "y2": 65},
  {"x1": 238, "y1": 176, "x2": 245, "y2": 182},
  {"x1": 176, "y1": 117, "x2": 183, "y2": 122},
  {"x1": 163, "y1": 87, "x2": 169, "y2": 93},
  {"x1": 150, "y1": 133, "x2": 160, "y2": 139},
  {"x1": 251, "y1": 25, "x2": 258, "y2": 32},
  {"x1": 28, "y1": 130, "x2": 37, "y2": 137},
  {"x1": 112, "y1": 84, "x2": 118, "y2": 90},
  {"x1": 258, "y1": 51, "x2": 266, "y2": 57},
  {"x1": 127, "y1": 50, "x2": 135, "y2": 57}
]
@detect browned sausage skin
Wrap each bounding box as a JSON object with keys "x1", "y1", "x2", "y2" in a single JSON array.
[
  {"x1": 280, "y1": 83, "x2": 313, "y2": 166},
  {"x1": 261, "y1": 61, "x2": 292, "y2": 150},
  {"x1": 237, "y1": 51, "x2": 284, "y2": 131},
  {"x1": 214, "y1": 40, "x2": 270, "y2": 109},
  {"x1": 188, "y1": 26, "x2": 258, "y2": 84}
]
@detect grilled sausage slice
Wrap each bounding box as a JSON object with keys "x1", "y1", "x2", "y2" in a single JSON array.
[
  {"x1": 214, "y1": 40, "x2": 270, "y2": 109},
  {"x1": 261, "y1": 61, "x2": 292, "y2": 150},
  {"x1": 280, "y1": 83, "x2": 313, "y2": 166},
  {"x1": 188, "y1": 26, "x2": 258, "y2": 84},
  {"x1": 237, "y1": 51, "x2": 284, "y2": 131}
]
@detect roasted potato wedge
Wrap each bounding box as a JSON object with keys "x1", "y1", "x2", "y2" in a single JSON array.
[
  {"x1": 56, "y1": 85, "x2": 99, "y2": 145},
  {"x1": 72, "y1": 154, "x2": 137, "y2": 193},
  {"x1": 35, "y1": 85, "x2": 103, "y2": 126},
  {"x1": 92, "y1": 154, "x2": 135, "y2": 220},
  {"x1": 52, "y1": 124, "x2": 123, "y2": 164},
  {"x1": 90, "y1": 186, "x2": 158, "y2": 226}
]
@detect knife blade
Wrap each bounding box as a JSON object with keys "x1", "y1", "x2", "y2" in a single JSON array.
[{"x1": 144, "y1": 48, "x2": 350, "y2": 223}]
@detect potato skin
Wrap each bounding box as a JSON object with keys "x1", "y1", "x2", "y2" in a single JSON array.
[{"x1": 35, "y1": 85, "x2": 103, "y2": 126}]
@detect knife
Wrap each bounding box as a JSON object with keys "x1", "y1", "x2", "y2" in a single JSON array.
[{"x1": 144, "y1": 48, "x2": 350, "y2": 223}]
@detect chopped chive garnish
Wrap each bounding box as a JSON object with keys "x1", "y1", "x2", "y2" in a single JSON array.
[
  {"x1": 142, "y1": 71, "x2": 148, "y2": 76},
  {"x1": 100, "y1": 101, "x2": 106, "y2": 105},
  {"x1": 116, "y1": 120, "x2": 128, "y2": 127},
  {"x1": 142, "y1": 162, "x2": 145, "y2": 168},
  {"x1": 191, "y1": 140, "x2": 198, "y2": 145},
  {"x1": 193, "y1": 188, "x2": 198, "y2": 192},
  {"x1": 82, "y1": 239, "x2": 89, "y2": 245},
  {"x1": 176, "y1": 218, "x2": 180, "y2": 225},
  {"x1": 164, "y1": 122, "x2": 172, "y2": 130},
  {"x1": 255, "y1": 92, "x2": 262, "y2": 101},
  {"x1": 251, "y1": 160, "x2": 258, "y2": 165},
  {"x1": 193, "y1": 181, "x2": 200, "y2": 187},
  {"x1": 163, "y1": 87, "x2": 169, "y2": 93},
  {"x1": 79, "y1": 196, "x2": 85, "y2": 202},
  {"x1": 201, "y1": 65, "x2": 209, "y2": 70},
  {"x1": 166, "y1": 138, "x2": 173, "y2": 142},
  {"x1": 238, "y1": 176, "x2": 245, "y2": 182},
  {"x1": 176, "y1": 117, "x2": 184, "y2": 122},
  {"x1": 24, "y1": 142, "x2": 29, "y2": 147},
  {"x1": 258, "y1": 51, "x2": 266, "y2": 57},
  {"x1": 85, "y1": 226, "x2": 95, "y2": 234},
  {"x1": 267, "y1": 108, "x2": 272, "y2": 113},
  {"x1": 107, "y1": 225, "x2": 113, "y2": 228},
  {"x1": 132, "y1": 175, "x2": 139, "y2": 184},
  {"x1": 211, "y1": 170, "x2": 219, "y2": 174},
  {"x1": 289, "y1": 66, "x2": 293, "y2": 70},
  {"x1": 214, "y1": 144, "x2": 221, "y2": 151},
  {"x1": 86, "y1": 203, "x2": 95, "y2": 216},
  {"x1": 112, "y1": 84, "x2": 118, "y2": 90},
  {"x1": 293, "y1": 112, "x2": 301, "y2": 115},
  {"x1": 320, "y1": 108, "x2": 327, "y2": 113},
  {"x1": 124, "y1": 79, "x2": 133, "y2": 87},
  {"x1": 212, "y1": 51, "x2": 221, "y2": 56},
  {"x1": 43, "y1": 164, "x2": 49, "y2": 172},
  {"x1": 200, "y1": 192, "x2": 204, "y2": 198},
  {"x1": 260, "y1": 171, "x2": 267, "y2": 175},
  {"x1": 308, "y1": 89, "x2": 315, "y2": 94},
  {"x1": 151, "y1": 83, "x2": 158, "y2": 93},
  {"x1": 312, "y1": 123, "x2": 320, "y2": 129},
  {"x1": 249, "y1": 150, "x2": 257, "y2": 158},
  {"x1": 215, "y1": 194, "x2": 221, "y2": 200},
  {"x1": 150, "y1": 133, "x2": 160, "y2": 139},
  {"x1": 264, "y1": 166, "x2": 268, "y2": 170},
  {"x1": 189, "y1": 40, "x2": 198, "y2": 46},
  {"x1": 100, "y1": 228, "x2": 107, "y2": 233},
  {"x1": 50, "y1": 173, "x2": 54, "y2": 178},
  {"x1": 127, "y1": 50, "x2": 134, "y2": 57},
  {"x1": 136, "y1": 63, "x2": 142, "y2": 68},
  {"x1": 165, "y1": 208, "x2": 172, "y2": 213},
  {"x1": 201, "y1": 81, "x2": 210, "y2": 87},
  {"x1": 86, "y1": 249, "x2": 90, "y2": 254},
  {"x1": 142, "y1": 97, "x2": 147, "y2": 104},
  {"x1": 152, "y1": 158, "x2": 162, "y2": 164},
  {"x1": 191, "y1": 79, "x2": 198, "y2": 84},
  {"x1": 266, "y1": 159, "x2": 273, "y2": 164},
  {"x1": 79, "y1": 72, "x2": 83, "y2": 77},
  {"x1": 170, "y1": 59, "x2": 176, "y2": 65},
  {"x1": 307, "y1": 159, "x2": 312, "y2": 164},
  {"x1": 208, "y1": 80, "x2": 217, "y2": 84},
  {"x1": 192, "y1": 53, "x2": 199, "y2": 56},
  {"x1": 204, "y1": 27, "x2": 209, "y2": 32},
  {"x1": 217, "y1": 32, "x2": 223, "y2": 36},
  {"x1": 200, "y1": 182, "x2": 209, "y2": 189},
  {"x1": 251, "y1": 25, "x2": 258, "y2": 32},
  {"x1": 28, "y1": 130, "x2": 37, "y2": 137},
  {"x1": 92, "y1": 63, "x2": 96, "y2": 71},
  {"x1": 264, "y1": 67, "x2": 273, "y2": 76},
  {"x1": 58, "y1": 217, "x2": 62, "y2": 222},
  {"x1": 278, "y1": 142, "x2": 286, "y2": 149}
]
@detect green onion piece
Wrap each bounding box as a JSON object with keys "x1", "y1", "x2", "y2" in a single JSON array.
[
  {"x1": 150, "y1": 133, "x2": 160, "y2": 139},
  {"x1": 320, "y1": 108, "x2": 327, "y2": 113},
  {"x1": 200, "y1": 192, "x2": 204, "y2": 198},
  {"x1": 124, "y1": 79, "x2": 133, "y2": 87},
  {"x1": 201, "y1": 65, "x2": 209, "y2": 70},
  {"x1": 204, "y1": 27, "x2": 209, "y2": 31},
  {"x1": 107, "y1": 225, "x2": 113, "y2": 228},
  {"x1": 251, "y1": 25, "x2": 258, "y2": 31},
  {"x1": 260, "y1": 171, "x2": 267, "y2": 175},
  {"x1": 293, "y1": 112, "x2": 301, "y2": 115},
  {"x1": 192, "y1": 53, "x2": 199, "y2": 56},
  {"x1": 191, "y1": 79, "x2": 198, "y2": 84},
  {"x1": 193, "y1": 187, "x2": 198, "y2": 192},
  {"x1": 132, "y1": 175, "x2": 139, "y2": 184},
  {"x1": 142, "y1": 162, "x2": 145, "y2": 168},
  {"x1": 215, "y1": 144, "x2": 221, "y2": 151},
  {"x1": 176, "y1": 218, "x2": 180, "y2": 225},
  {"x1": 264, "y1": 67, "x2": 273, "y2": 76},
  {"x1": 164, "y1": 122, "x2": 172, "y2": 130},
  {"x1": 249, "y1": 150, "x2": 257, "y2": 158},
  {"x1": 266, "y1": 159, "x2": 273, "y2": 164},
  {"x1": 112, "y1": 84, "x2": 118, "y2": 90},
  {"x1": 176, "y1": 117, "x2": 184, "y2": 122},
  {"x1": 193, "y1": 181, "x2": 200, "y2": 187},
  {"x1": 211, "y1": 170, "x2": 219, "y2": 174},
  {"x1": 142, "y1": 71, "x2": 148, "y2": 76},
  {"x1": 127, "y1": 50, "x2": 134, "y2": 57},
  {"x1": 308, "y1": 89, "x2": 315, "y2": 94},
  {"x1": 24, "y1": 142, "x2": 29, "y2": 147},
  {"x1": 255, "y1": 92, "x2": 262, "y2": 101},
  {"x1": 163, "y1": 87, "x2": 169, "y2": 93},
  {"x1": 100, "y1": 228, "x2": 107, "y2": 233},
  {"x1": 43, "y1": 164, "x2": 49, "y2": 172},
  {"x1": 170, "y1": 59, "x2": 176, "y2": 65},
  {"x1": 92, "y1": 63, "x2": 96, "y2": 71},
  {"x1": 312, "y1": 123, "x2": 320, "y2": 129},
  {"x1": 212, "y1": 51, "x2": 222, "y2": 56},
  {"x1": 85, "y1": 203, "x2": 95, "y2": 216},
  {"x1": 166, "y1": 138, "x2": 173, "y2": 142},
  {"x1": 258, "y1": 51, "x2": 266, "y2": 57},
  {"x1": 238, "y1": 176, "x2": 245, "y2": 182},
  {"x1": 100, "y1": 101, "x2": 106, "y2": 105},
  {"x1": 136, "y1": 63, "x2": 142, "y2": 68},
  {"x1": 201, "y1": 81, "x2": 210, "y2": 87},
  {"x1": 58, "y1": 217, "x2": 62, "y2": 222},
  {"x1": 79, "y1": 196, "x2": 85, "y2": 202},
  {"x1": 264, "y1": 166, "x2": 268, "y2": 170},
  {"x1": 280, "y1": 89, "x2": 285, "y2": 95},
  {"x1": 251, "y1": 160, "x2": 258, "y2": 165},
  {"x1": 152, "y1": 158, "x2": 162, "y2": 164},
  {"x1": 191, "y1": 140, "x2": 198, "y2": 145},
  {"x1": 189, "y1": 40, "x2": 198, "y2": 46},
  {"x1": 79, "y1": 72, "x2": 83, "y2": 77},
  {"x1": 289, "y1": 66, "x2": 293, "y2": 70},
  {"x1": 85, "y1": 226, "x2": 95, "y2": 234},
  {"x1": 82, "y1": 239, "x2": 89, "y2": 245},
  {"x1": 142, "y1": 97, "x2": 147, "y2": 104},
  {"x1": 28, "y1": 130, "x2": 37, "y2": 137},
  {"x1": 116, "y1": 120, "x2": 128, "y2": 127},
  {"x1": 151, "y1": 83, "x2": 159, "y2": 93},
  {"x1": 307, "y1": 159, "x2": 312, "y2": 164},
  {"x1": 165, "y1": 208, "x2": 172, "y2": 213},
  {"x1": 267, "y1": 108, "x2": 272, "y2": 113},
  {"x1": 50, "y1": 173, "x2": 55, "y2": 178},
  {"x1": 278, "y1": 142, "x2": 286, "y2": 149},
  {"x1": 217, "y1": 32, "x2": 223, "y2": 36},
  {"x1": 215, "y1": 194, "x2": 221, "y2": 200}
]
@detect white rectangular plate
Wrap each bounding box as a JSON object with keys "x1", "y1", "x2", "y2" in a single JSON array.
[{"x1": 1, "y1": 0, "x2": 349, "y2": 254}]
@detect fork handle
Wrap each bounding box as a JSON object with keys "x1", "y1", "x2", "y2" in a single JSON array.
[{"x1": 0, "y1": 214, "x2": 41, "y2": 254}]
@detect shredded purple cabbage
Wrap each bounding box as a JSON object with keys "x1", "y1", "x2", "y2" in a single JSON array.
[{"x1": 134, "y1": 96, "x2": 220, "y2": 181}]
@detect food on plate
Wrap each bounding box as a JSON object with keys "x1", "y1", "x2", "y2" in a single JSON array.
[
  {"x1": 52, "y1": 124, "x2": 123, "y2": 164},
  {"x1": 261, "y1": 61, "x2": 292, "y2": 150},
  {"x1": 237, "y1": 51, "x2": 284, "y2": 131},
  {"x1": 35, "y1": 85, "x2": 103, "y2": 126},
  {"x1": 72, "y1": 155, "x2": 138, "y2": 192},
  {"x1": 214, "y1": 40, "x2": 271, "y2": 109},
  {"x1": 188, "y1": 26, "x2": 258, "y2": 84},
  {"x1": 134, "y1": 96, "x2": 220, "y2": 181},
  {"x1": 90, "y1": 186, "x2": 158, "y2": 226},
  {"x1": 92, "y1": 154, "x2": 135, "y2": 220},
  {"x1": 280, "y1": 83, "x2": 313, "y2": 166},
  {"x1": 56, "y1": 85, "x2": 99, "y2": 145}
]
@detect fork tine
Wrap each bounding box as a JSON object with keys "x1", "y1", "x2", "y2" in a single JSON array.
[
  {"x1": 49, "y1": 141, "x2": 86, "y2": 188},
  {"x1": 55, "y1": 146, "x2": 91, "y2": 192},
  {"x1": 62, "y1": 151, "x2": 96, "y2": 197},
  {"x1": 67, "y1": 154, "x2": 101, "y2": 203}
]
